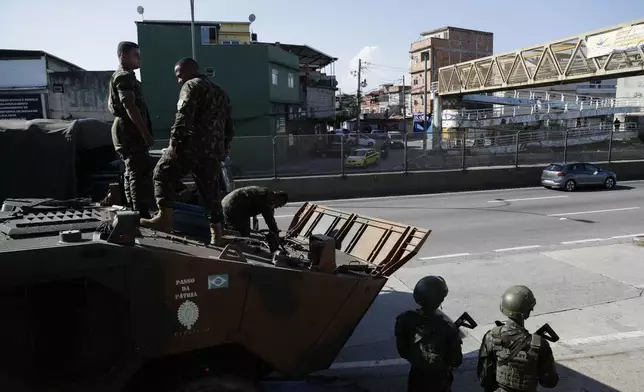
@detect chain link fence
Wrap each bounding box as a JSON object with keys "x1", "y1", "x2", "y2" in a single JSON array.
[{"x1": 151, "y1": 123, "x2": 643, "y2": 179}]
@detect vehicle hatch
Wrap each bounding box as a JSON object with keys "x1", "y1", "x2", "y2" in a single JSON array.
[{"x1": 285, "y1": 203, "x2": 430, "y2": 277}]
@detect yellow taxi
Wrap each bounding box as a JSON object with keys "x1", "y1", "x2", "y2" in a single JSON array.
[{"x1": 344, "y1": 148, "x2": 380, "y2": 168}]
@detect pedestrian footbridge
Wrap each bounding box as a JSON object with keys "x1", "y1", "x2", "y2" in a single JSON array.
[{"x1": 437, "y1": 18, "x2": 644, "y2": 96}]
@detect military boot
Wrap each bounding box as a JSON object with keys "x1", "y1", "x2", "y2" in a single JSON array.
[
  {"x1": 140, "y1": 207, "x2": 174, "y2": 231},
  {"x1": 210, "y1": 222, "x2": 225, "y2": 246}
]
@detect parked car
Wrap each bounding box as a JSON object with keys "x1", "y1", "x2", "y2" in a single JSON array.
[
  {"x1": 370, "y1": 129, "x2": 388, "y2": 139},
  {"x1": 541, "y1": 162, "x2": 617, "y2": 191},
  {"x1": 344, "y1": 148, "x2": 380, "y2": 168},
  {"x1": 349, "y1": 134, "x2": 376, "y2": 147},
  {"x1": 388, "y1": 132, "x2": 405, "y2": 149}
]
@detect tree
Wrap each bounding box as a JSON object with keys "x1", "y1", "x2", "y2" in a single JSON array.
[{"x1": 337, "y1": 93, "x2": 359, "y2": 119}]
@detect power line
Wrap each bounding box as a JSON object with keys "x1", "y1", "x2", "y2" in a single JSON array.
[{"x1": 364, "y1": 62, "x2": 409, "y2": 72}]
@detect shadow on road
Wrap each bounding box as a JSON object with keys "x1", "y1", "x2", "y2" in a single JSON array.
[
  {"x1": 570, "y1": 184, "x2": 634, "y2": 192},
  {"x1": 332, "y1": 288, "x2": 623, "y2": 392}
]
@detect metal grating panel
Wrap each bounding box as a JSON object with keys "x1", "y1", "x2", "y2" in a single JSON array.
[
  {"x1": 286, "y1": 203, "x2": 431, "y2": 277},
  {"x1": 0, "y1": 209, "x2": 105, "y2": 237}
]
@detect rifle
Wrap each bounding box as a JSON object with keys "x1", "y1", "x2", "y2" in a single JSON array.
[
  {"x1": 494, "y1": 321, "x2": 560, "y2": 343},
  {"x1": 454, "y1": 311, "x2": 478, "y2": 329}
]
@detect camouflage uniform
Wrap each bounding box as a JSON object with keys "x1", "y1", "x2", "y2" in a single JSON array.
[
  {"x1": 153, "y1": 74, "x2": 234, "y2": 225},
  {"x1": 221, "y1": 186, "x2": 282, "y2": 237},
  {"x1": 107, "y1": 66, "x2": 153, "y2": 216},
  {"x1": 395, "y1": 308, "x2": 463, "y2": 392},
  {"x1": 477, "y1": 319, "x2": 559, "y2": 392}
]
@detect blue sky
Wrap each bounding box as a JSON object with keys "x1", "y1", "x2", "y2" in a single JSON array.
[{"x1": 2, "y1": 0, "x2": 643, "y2": 94}]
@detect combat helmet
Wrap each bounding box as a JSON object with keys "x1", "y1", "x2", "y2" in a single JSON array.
[
  {"x1": 413, "y1": 275, "x2": 448, "y2": 310},
  {"x1": 500, "y1": 285, "x2": 536, "y2": 321}
]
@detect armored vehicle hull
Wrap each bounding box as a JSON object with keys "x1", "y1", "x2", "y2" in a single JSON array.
[{"x1": 0, "y1": 199, "x2": 430, "y2": 391}]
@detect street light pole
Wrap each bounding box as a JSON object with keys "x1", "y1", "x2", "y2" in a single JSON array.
[{"x1": 190, "y1": 0, "x2": 196, "y2": 60}]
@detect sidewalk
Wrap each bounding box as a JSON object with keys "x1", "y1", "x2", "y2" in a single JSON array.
[{"x1": 319, "y1": 241, "x2": 644, "y2": 391}]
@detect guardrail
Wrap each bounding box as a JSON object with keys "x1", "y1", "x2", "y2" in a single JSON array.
[
  {"x1": 468, "y1": 89, "x2": 622, "y2": 107},
  {"x1": 150, "y1": 125, "x2": 643, "y2": 179},
  {"x1": 452, "y1": 98, "x2": 644, "y2": 121}
]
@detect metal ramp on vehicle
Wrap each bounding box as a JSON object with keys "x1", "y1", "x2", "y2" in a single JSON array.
[{"x1": 286, "y1": 203, "x2": 430, "y2": 277}]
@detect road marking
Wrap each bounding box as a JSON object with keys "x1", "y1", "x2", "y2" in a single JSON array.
[
  {"x1": 258, "y1": 215, "x2": 294, "y2": 220},
  {"x1": 560, "y1": 330, "x2": 644, "y2": 347},
  {"x1": 419, "y1": 253, "x2": 471, "y2": 260},
  {"x1": 494, "y1": 245, "x2": 542, "y2": 252},
  {"x1": 561, "y1": 238, "x2": 604, "y2": 245},
  {"x1": 328, "y1": 330, "x2": 644, "y2": 370},
  {"x1": 487, "y1": 196, "x2": 568, "y2": 203},
  {"x1": 548, "y1": 207, "x2": 640, "y2": 217},
  {"x1": 610, "y1": 233, "x2": 644, "y2": 239}
]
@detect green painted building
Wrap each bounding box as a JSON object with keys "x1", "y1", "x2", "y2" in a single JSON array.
[{"x1": 135, "y1": 20, "x2": 302, "y2": 175}]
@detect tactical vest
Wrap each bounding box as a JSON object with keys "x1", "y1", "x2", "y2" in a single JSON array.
[
  {"x1": 405, "y1": 311, "x2": 450, "y2": 373},
  {"x1": 492, "y1": 326, "x2": 542, "y2": 391}
]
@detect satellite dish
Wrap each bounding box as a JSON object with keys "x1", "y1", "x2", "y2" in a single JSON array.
[
  {"x1": 136, "y1": 5, "x2": 144, "y2": 15},
  {"x1": 248, "y1": 14, "x2": 256, "y2": 23}
]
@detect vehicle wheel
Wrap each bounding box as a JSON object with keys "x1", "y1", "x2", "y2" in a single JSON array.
[
  {"x1": 604, "y1": 177, "x2": 616, "y2": 189},
  {"x1": 368, "y1": 142, "x2": 374, "y2": 147},
  {"x1": 565, "y1": 180, "x2": 576, "y2": 192}
]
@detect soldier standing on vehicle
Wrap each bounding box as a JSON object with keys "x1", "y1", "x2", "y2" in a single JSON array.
[
  {"x1": 394, "y1": 276, "x2": 463, "y2": 392},
  {"x1": 221, "y1": 186, "x2": 288, "y2": 238},
  {"x1": 140, "y1": 57, "x2": 235, "y2": 246},
  {"x1": 477, "y1": 285, "x2": 559, "y2": 392},
  {"x1": 108, "y1": 41, "x2": 154, "y2": 219}
]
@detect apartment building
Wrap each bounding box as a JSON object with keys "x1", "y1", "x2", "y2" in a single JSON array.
[
  {"x1": 360, "y1": 84, "x2": 412, "y2": 117},
  {"x1": 409, "y1": 26, "x2": 493, "y2": 115}
]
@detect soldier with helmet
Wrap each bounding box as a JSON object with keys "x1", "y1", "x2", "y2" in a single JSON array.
[
  {"x1": 394, "y1": 276, "x2": 463, "y2": 392},
  {"x1": 477, "y1": 285, "x2": 559, "y2": 392}
]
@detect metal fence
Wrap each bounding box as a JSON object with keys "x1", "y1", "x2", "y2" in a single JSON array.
[{"x1": 153, "y1": 124, "x2": 644, "y2": 179}]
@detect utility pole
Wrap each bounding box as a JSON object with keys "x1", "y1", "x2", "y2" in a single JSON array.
[
  {"x1": 402, "y1": 75, "x2": 407, "y2": 134},
  {"x1": 190, "y1": 0, "x2": 196, "y2": 60},
  {"x1": 356, "y1": 58, "x2": 362, "y2": 133},
  {"x1": 350, "y1": 59, "x2": 367, "y2": 132},
  {"x1": 422, "y1": 51, "x2": 429, "y2": 152}
]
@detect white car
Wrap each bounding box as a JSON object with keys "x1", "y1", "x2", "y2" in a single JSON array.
[{"x1": 349, "y1": 134, "x2": 376, "y2": 147}]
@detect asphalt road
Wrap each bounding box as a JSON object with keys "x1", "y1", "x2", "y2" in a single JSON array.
[
  {"x1": 260, "y1": 182, "x2": 644, "y2": 391},
  {"x1": 272, "y1": 180, "x2": 644, "y2": 261}
]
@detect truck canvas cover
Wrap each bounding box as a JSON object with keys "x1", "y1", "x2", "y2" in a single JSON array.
[{"x1": 0, "y1": 119, "x2": 114, "y2": 203}]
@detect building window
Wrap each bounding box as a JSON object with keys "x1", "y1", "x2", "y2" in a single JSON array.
[
  {"x1": 272, "y1": 69, "x2": 278, "y2": 86},
  {"x1": 413, "y1": 79, "x2": 418, "y2": 85},
  {"x1": 288, "y1": 73, "x2": 294, "y2": 88},
  {"x1": 205, "y1": 67, "x2": 215, "y2": 77}
]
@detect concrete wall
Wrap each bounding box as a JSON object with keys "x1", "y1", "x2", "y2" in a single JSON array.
[
  {"x1": 48, "y1": 71, "x2": 113, "y2": 121},
  {"x1": 234, "y1": 160, "x2": 644, "y2": 202},
  {"x1": 46, "y1": 56, "x2": 82, "y2": 72},
  {"x1": 306, "y1": 86, "x2": 335, "y2": 118}
]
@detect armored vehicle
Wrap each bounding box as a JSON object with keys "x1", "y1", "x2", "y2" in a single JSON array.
[{"x1": 0, "y1": 198, "x2": 430, "y2": 392}]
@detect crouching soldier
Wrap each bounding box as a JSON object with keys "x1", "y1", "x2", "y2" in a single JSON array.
[{"x1": 221, "y1": 186, "x2": 288, "y2": 238}]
